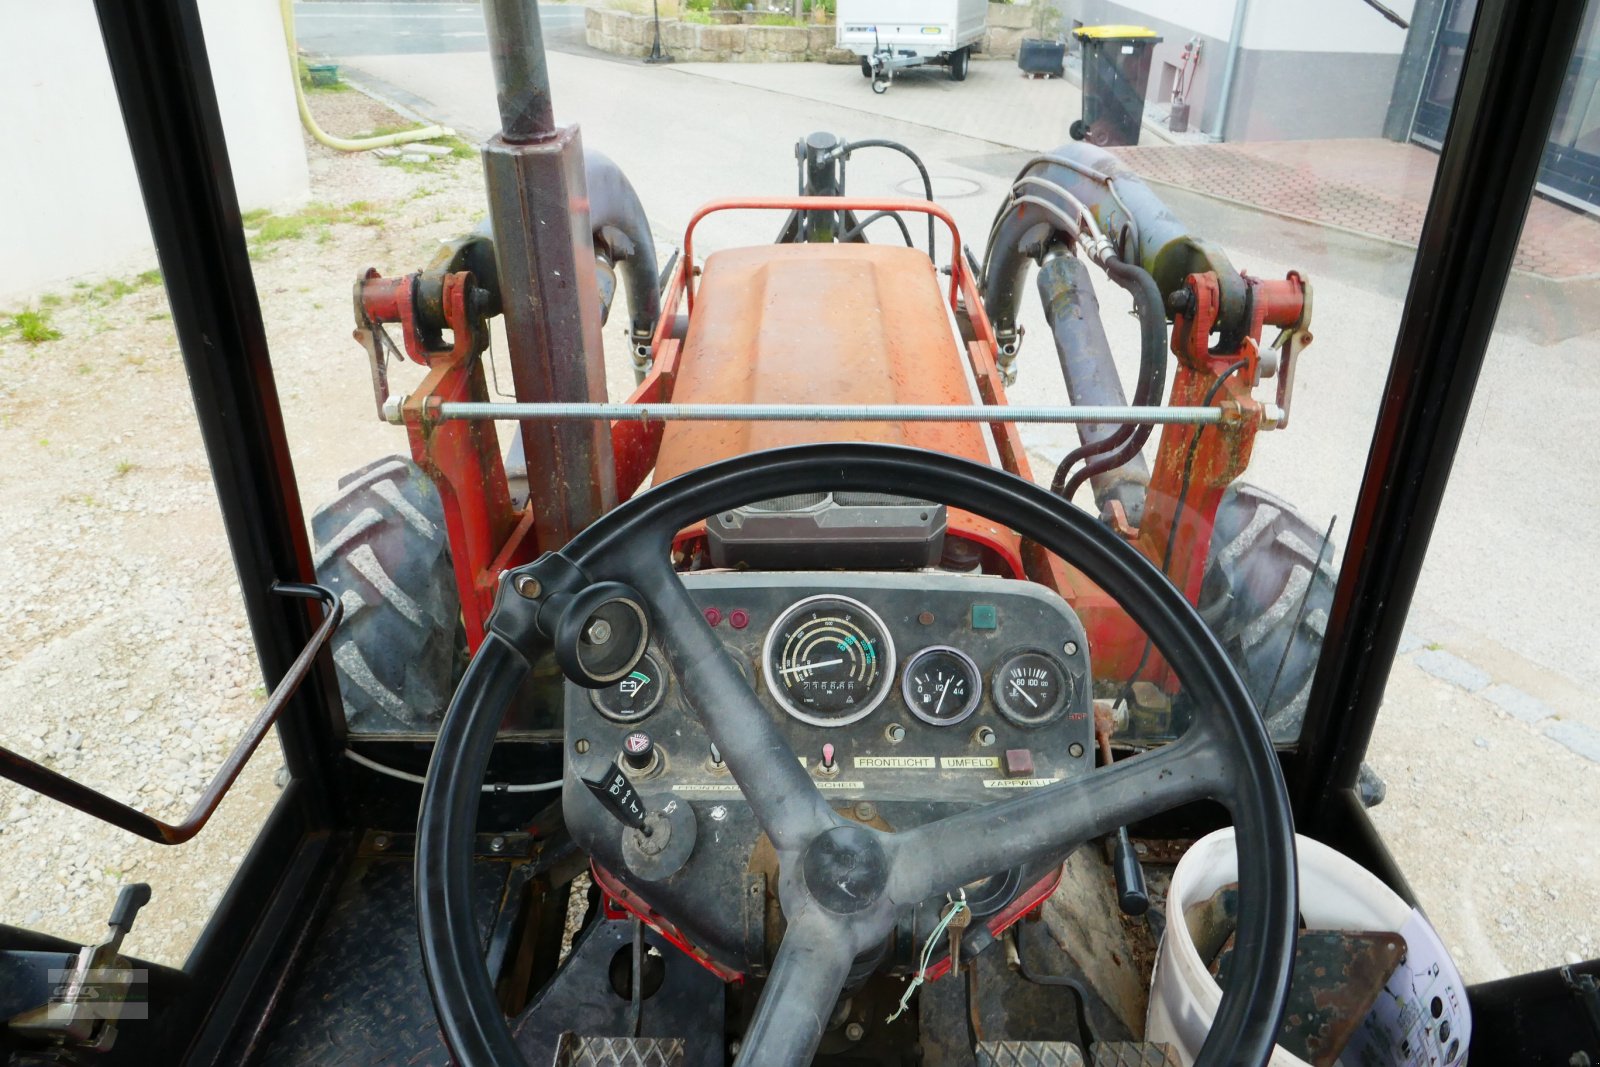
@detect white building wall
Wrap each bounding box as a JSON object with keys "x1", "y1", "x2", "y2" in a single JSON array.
[
  {"x1": 1241, "y1": 0, "x2": 1415, "y2": 53},
  {"x1": 0, "y1": 0, "x2": 310, "y2": 302},
  {"x1": 1079, "y1": 0, "x2": 1415, "y2": 53}
]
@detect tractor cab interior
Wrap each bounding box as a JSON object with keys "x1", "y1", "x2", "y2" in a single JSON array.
[{"x1": 2, "y1": 1, "x2": 1598, "y2": 1067}]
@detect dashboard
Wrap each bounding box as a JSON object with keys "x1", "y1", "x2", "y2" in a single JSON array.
[{"x1": 560, "y1": 571, "x2": 1096, "y2": 973}]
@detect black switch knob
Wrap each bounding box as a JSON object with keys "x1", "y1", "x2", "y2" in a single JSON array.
[
  {"x1": 581, "y1": 760, "x2": 650, "y2": 832},
  {"x1": 622, "y1": 731, "x2": 655, "y2": 772}
]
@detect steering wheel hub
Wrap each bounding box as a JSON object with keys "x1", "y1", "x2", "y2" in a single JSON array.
[{"x1": 802, "y1": 823, "x2": 888, "y2": 914}]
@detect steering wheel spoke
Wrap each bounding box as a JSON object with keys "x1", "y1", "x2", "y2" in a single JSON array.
[
  {"x1": 732, "y1": 909, "x2": 862, "y2": 1067},
  {"x1": 887, "y1": 730, "x2": 1226, "y2": 904},
  {"x1": 620, "y1": 552, "x2": 840, "y2": 852}
]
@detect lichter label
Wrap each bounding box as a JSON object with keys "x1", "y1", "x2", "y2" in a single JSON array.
[
  {"x1": 942, "y1": 756, "x2": 1000, "y2": 769},
  {"x1": 854, "y1": 756, "x2": 936, "y2": 769}
]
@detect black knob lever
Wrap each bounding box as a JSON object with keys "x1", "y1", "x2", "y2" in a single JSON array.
[{"x1": 1112, "y1": 826, "x2": 1149, "y2": 916}]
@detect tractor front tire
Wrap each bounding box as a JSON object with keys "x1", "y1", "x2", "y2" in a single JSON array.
[
  {"x1": 312, "y1": 456, "x2": 464, "y2": 733},
  {"x1": 860, "y1": 56, "x2": 873, "y2": 78},
  {"x1": 1197, "y1": 482, "x2": 1336, "y2": 744}
]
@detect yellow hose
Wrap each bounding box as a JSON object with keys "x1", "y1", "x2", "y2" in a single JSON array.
[{"x1": 280, "y1": 0, "x2": 456, "y2": 152}]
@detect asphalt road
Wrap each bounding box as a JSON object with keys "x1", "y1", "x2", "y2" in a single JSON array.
[{"x1": 293, "y1": 1, "x2": 587, "y2": 57}]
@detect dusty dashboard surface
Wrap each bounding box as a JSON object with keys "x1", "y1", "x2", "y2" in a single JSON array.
[
  {"x1": 558, "y1": 571, "x2": 1097, "y2": 973},
  {"x1": 568, "y1": 571, "x2": 1096, "y2": 802}
]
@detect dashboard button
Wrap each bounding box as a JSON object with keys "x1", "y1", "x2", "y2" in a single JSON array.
[{"x1": 1004, "y1": 749, "x2": 1035, "y2": 779}]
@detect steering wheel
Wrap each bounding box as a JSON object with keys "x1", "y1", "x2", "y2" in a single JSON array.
[{"x1": 415, "y1": 442, "x2": 1297, "y2": 1067}]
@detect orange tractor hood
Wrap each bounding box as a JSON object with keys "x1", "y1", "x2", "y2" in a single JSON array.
[{"x1": 654, "y1": 242, "x2": 1016, "y2": 563}]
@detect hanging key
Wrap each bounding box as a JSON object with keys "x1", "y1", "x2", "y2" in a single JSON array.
[{"x1": 944, "y1": 895, "x2": 972, "y2": 974}]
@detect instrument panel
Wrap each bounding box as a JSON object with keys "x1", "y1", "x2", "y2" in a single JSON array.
[{"x1": 567, "y1": 571, "x2": 1095, "y2": 805}]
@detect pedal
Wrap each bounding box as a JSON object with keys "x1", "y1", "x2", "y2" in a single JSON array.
[
  {"x1": 553, "y1": 1034, "x2": 686, "y2": 1067},
  {"x1": 975, "y1": 1040, "x2": 1086, "y2": 1066},
  {"x1": 1091, "y1": 1042, "x2": 1183, "y2": 1067}
]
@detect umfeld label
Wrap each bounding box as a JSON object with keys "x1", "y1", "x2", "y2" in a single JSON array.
[
  {"x1": 854, "y1": 756, "x2": 936, "y2": 769},
  {"x1": 942, "y1": 756, "x2": 1000, "y2": 769}
]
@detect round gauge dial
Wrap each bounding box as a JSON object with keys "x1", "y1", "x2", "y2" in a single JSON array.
[
  {"x1": 763, "y1": 595, "x2": 895, "y2": 727},
  {"x1": 992, "y1": 649, "x2": 1070, "y2": 727},
  {"x1": 590, "y1": 653, "x2": 665, "y2": 723},
  {"x1": 902, "y1": 646, "x2": 982, "y2": 727}
]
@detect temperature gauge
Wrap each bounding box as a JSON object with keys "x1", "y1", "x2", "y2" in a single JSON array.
[
  {"x1": 992, "y1": 649, "x2": 1069, "y2": 727},
  {"x1": 902, "y1": 646, "x2": 981, "y2": 727},
  {"x1": 591, "y1": 653, "x2": 665, "y2": 723}
]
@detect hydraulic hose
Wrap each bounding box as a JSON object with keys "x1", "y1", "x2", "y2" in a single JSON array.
[
  {"x1": 840, "y1": 139, "x2": 936, "y2": 258},
  {"x1": 1052, "y1": 256, "x2": 1167, "y2": 506},
  {"x1": 279, "y1": 0, "x2": 455, "y2": 152},
  {"x1": 1037, "y1": 256, "x2": 1150, "y2": 522}
]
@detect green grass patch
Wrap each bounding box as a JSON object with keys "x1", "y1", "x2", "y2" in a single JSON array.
[
  {"x1": 755, "y1": 13, "x2": 803, "y2": 25},
  {"x1": 1, "y1": 308, "x2": 63, "y2": 345},
  {"x1": 114, "y1": 461, "x2": 138, "y2": 477},
  {"x1": 246, "y1": 201, "x2": 386, "y2": 246},
  {"x1": 72, "y1": 269, "x2": 165, "y2": 307}
]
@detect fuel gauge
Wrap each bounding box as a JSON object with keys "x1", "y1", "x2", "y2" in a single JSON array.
[{"x1": 902, "y1": 646, "x2": 981, "y2": 727}]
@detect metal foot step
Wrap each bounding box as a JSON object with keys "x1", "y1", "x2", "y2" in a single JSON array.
[
  {"x1": 974, "y1": 1041, "x2": 1182, "y2": 1067},
  {"x1": 553, "y1": 1034, "x2": 686, "y2": 1067},
  {"x1": 976, "y1": 1042, "x2": 1086, "y2": 1067},
  {"x1": 1091, "y1": 1042, "x2": 1184, "y2": 1067}
]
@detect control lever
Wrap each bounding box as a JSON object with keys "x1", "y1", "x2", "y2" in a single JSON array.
[
  {"x1": 1095, "y1": 707, "x2": 1148, "y2": 916},
  {"x1": 581, "y1": 760, "x2": 651, "y2": 834},
  {"x1": 9, "y1": 883, "x2": 152, "y2": 1052},
  {"x1": 1112, "y1": 827, "x2": 1149, "y2": 917}
]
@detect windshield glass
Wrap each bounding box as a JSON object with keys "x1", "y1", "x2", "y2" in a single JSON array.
[{"x1": 3, "y1": 0, "x2": 1597, "y2": 989}]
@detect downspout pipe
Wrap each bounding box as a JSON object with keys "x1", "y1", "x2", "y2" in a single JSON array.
[{"x1": 1210, "y1": 0, "x2": 1251, "y2": 142}]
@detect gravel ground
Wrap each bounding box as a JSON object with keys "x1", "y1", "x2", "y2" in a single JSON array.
[
  {"x1": 1, "y1": 84, "x2": 1594, "y2": 988},
  {"x1": 0, "y1": 89, "x2": 491, "y2": 966}
]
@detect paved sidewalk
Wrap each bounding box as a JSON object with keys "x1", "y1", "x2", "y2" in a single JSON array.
[{"x1": 1112, "y1": 138, "x2": 1600, "y2": 280}]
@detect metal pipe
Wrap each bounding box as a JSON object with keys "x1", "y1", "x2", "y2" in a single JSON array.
[
  {"x1": 387, "y1": 400, "x2": 1233, "y2": 426},
  {"x1": 1037, "y1": 256, "x2": 1151, "y2": 519},
  {"x1": 585, "y1": 150, "x2": 661, "y2": 344},
  {"x1": 483, "y1": 0, "x2": 555, "y2": 142},
  {"x1": 1210, "y1": 0, "x2": 1251, "y2": 141}
]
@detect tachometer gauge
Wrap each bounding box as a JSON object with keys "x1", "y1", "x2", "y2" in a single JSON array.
[
  {"x1": 902, "y1": 646, "x2": 981, "y2": 727},
  {"x1": 992, "y1": 649, "x2": 1069, "y2": 727},
  {"x1": 763, "y1": 595, "x2": 895, "y2": 727}
]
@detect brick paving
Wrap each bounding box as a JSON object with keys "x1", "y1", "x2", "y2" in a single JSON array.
[{"x1": 1112, "y1": 138, "x2": 1600, "y2": 280}]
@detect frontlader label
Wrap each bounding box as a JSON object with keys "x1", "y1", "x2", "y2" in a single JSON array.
[{"x1": 854, "y1": 756, "x2": 936, "y2": 769}]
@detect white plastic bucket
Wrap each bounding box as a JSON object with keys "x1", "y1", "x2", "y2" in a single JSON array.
[{"x1": 1146, "y1": 828, "x2": 1413, "y2": 1067}]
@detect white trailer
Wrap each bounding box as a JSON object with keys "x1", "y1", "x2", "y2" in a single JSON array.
[{"x1": 836, "y1": 0, "x2": 988, "y2": 93}]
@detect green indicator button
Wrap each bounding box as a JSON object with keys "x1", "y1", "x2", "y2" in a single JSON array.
[{"x1": 971, "y1": 604, "x2": 997, "y2": 631}]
